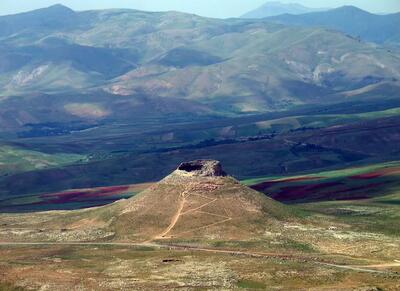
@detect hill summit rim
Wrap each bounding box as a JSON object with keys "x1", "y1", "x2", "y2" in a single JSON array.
[{"x1": 177, "y1": 160, "x2": 227, "y2": 177}]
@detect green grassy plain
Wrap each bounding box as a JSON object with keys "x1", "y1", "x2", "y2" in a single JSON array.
[{"x1": 0, "y1": 145, "x2": 85, "y2": 176}]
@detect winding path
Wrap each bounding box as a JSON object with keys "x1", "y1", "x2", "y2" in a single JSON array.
[
  {"x1": 149, "y1": 184, "x2": 232, "y2": 241},
  {"x1": 154, "y1": 189, "x2": 188, "y2": 239}
]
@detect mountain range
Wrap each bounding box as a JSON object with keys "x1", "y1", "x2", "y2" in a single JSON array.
[
  {"x1": 0, "y1": 4, "x2": 399, "y2": 135},
  {"x1": 267, "y1": 5, "x2": 400, "y2": 45}
]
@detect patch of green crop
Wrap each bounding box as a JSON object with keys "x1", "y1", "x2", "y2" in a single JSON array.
[
  {"x1": 284, "y1": 239, "x2": 315, "y2": 252},
  {"x1": 237, "y1": 279, "x2": 266, "y2": 289}
]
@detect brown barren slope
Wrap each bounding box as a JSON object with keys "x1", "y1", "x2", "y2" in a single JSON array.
[{"x1": 111, "y1": 160, "x2": 295, "y2": 242}]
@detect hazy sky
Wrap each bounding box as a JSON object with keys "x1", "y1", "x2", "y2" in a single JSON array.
[{"x1": 1, "y1": 0, "x2": 399, "y2": 18}]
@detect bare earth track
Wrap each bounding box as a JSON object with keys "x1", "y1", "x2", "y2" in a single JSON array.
[
  {"x1": 150, "y1": 182, "x2": 233, "y2": 241},
  {"x1": 152, "y1": 187, "x2": 191, "y2": 240},
  {"x1": 0, "y1": 241, "x2": 398, "y2": 276}
]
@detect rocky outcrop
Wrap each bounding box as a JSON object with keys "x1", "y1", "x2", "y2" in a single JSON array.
[{"x1": 176, "y1": 160, "x2": 227, "y2": 177}]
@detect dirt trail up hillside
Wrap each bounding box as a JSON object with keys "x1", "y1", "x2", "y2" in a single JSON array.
[{"x1": 149, "y1": 182, "x2": 232, "y2": 241}]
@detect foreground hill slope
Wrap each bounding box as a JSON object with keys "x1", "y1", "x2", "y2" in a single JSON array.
[{"x1": 0, "y1": 160, "x2": 298, "y2": 243}]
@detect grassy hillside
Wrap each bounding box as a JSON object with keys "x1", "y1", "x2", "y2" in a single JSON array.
[
  {"x1": 0, "y1": 5, "x2": 399, "y2": 116},
  {"x1": 0, "y1": 145, "x2": 85, "y2": 176},
  {"x1": 218, "y1": 107, "x2": 400, "y2": 137},
  {"x1": 1, "y1": 113, "x2": 399, "y2": 202}
]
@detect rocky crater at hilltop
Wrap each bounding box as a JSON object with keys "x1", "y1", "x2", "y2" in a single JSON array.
[{"x1": 176, "y1": 160, "x2": 227, "y2": 177}]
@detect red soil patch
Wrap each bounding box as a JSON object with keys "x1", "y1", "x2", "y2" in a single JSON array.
[
  {"x1": 330, "y1": 183, "x2": 386, "y2": 195},
  {"x1": 350, "y1": 172, "x2": 383, "y2": 180},
  {"x1": 260, "y1": 181, "x2": 386, "y2": 202},
  {"x1": 41, "y1": 185, "x2": 131, "y2": 204},
  {"x1": 326, "y1": 183, "x2": 386, "y2": 201},
  {"x1": 350, "y1": 167, "x2": 400, "y2": 180},
  {"x1": 251, "y1": 167, "x2": 400, "y2": 203},
  {"x1": 251, "y1": 176, "x2": 323, "y2": 192},
  {"x1": 274, "y1": 176, "x2": 323, "y2": 183},
  {"x1": 251, "y1": 181, "x2": 277, "y2": 192},
  {"x1": 266, "y1": 182, "x2": 342, "y2": 201}
]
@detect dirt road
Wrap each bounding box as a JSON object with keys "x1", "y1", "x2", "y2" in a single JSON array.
[{"x1": 0, "y1": 241, "x2": 398, "y2": 276}]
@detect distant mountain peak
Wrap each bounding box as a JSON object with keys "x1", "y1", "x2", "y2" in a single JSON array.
[
  {"x1": 0, "y1": 3, "x2": 75, "y2": 18},
  {"x1": 331, "y1": 5, "x2": 372, "y2": 15},
  {"x1": 241, "y1": 1, "x2": 328, "y2": 18},
  {"x1": 16, "y1": 3, "x2": 76, "y2": 17},
  {"x1": 39, "y1": 4, "x2": 75, "y2": 14},
  {"x1": 0, "y1": 3, "x2": 78, "y2": 40},
  {"x1": 49, "y1": 4, "x2": 70, "y2": 9}
]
